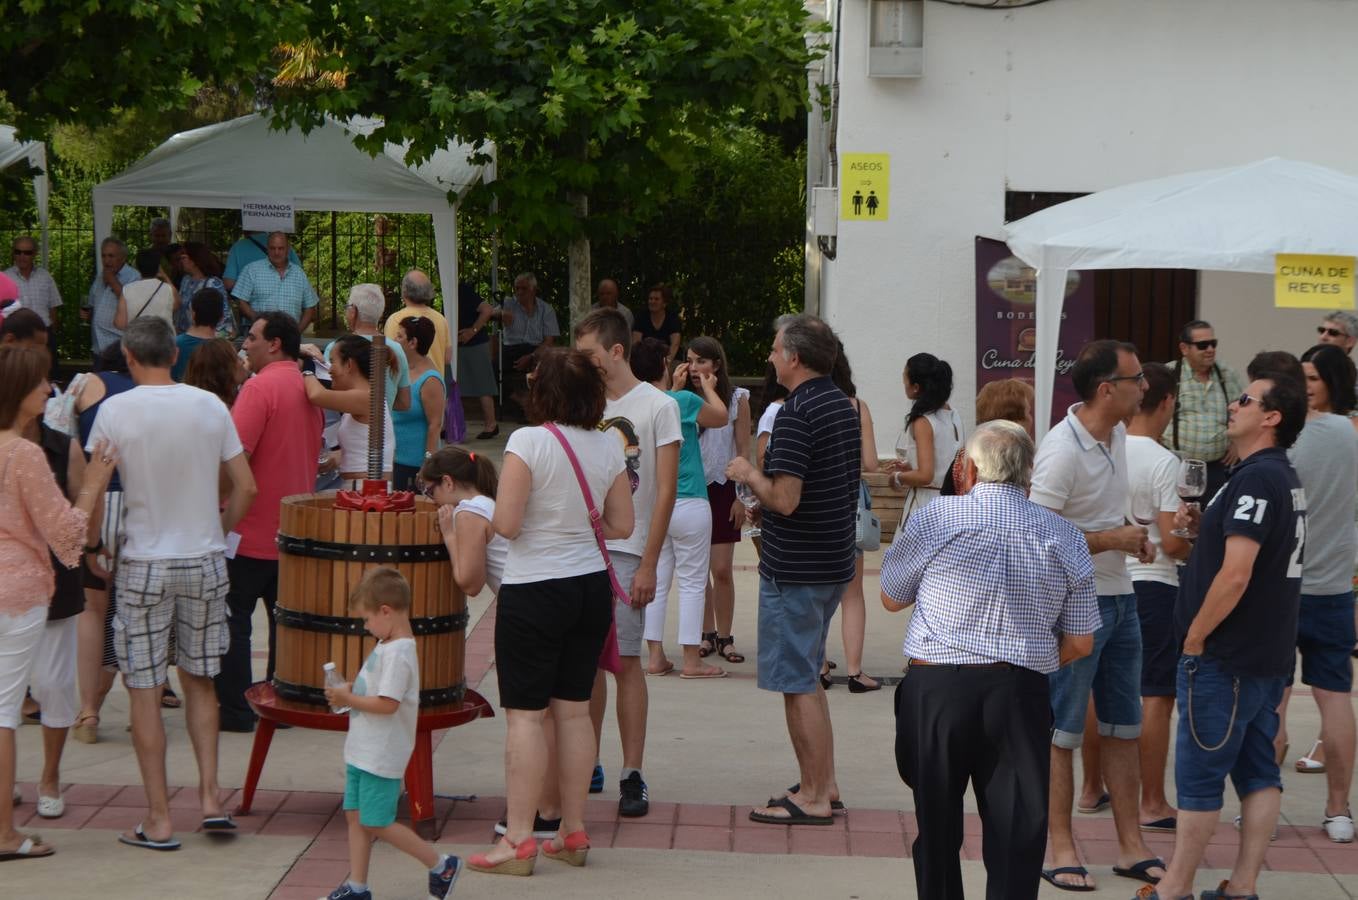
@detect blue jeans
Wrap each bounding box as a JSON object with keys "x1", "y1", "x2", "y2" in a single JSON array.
[
  {"x1": 1175, "y1": 654, "x2": 1286, "y2": 812},
  {"x1": 756, "y1": 577, "x2": 846, "y2": 694},
  {"x1": 1049, "y1": 593, "x2": 1141, "y2": 748}
]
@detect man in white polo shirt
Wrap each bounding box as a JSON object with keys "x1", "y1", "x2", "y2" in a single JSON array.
[{"x1": 1031, "y1": 339, "x2": 1164, "y2": 892}]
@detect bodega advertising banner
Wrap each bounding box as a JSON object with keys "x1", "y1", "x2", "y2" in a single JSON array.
[{"x1": 974, "y1": 236, "x2": 1094, "y2": 428}]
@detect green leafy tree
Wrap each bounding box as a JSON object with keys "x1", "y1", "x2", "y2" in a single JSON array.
[
  {"x1": 273, "y1": 0, "x2": 822, "y2": 323},
  {"x1": 1, "y1": 0, "x2": 306, "y2": 139}
]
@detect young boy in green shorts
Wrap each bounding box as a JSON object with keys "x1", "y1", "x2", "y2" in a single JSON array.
[{"x1": 321, "y1": 567, "x2": 462, "y2": 900}]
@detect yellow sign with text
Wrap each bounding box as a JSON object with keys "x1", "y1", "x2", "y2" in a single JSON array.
[
  {"x1": 1275, "y1": 253, "x2": 1356, "y2": 309},
  {"x1": 841, "y1": 153, "x2": 889, "y2": 221}
]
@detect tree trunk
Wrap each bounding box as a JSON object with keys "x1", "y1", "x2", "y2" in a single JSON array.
[{"x1": 567, "y1": 191, "x2": 591, "y2": 329}]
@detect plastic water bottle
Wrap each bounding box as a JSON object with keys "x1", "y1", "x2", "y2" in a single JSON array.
[{"x1": 322, "y1": 662, "x2": 350, "y2": 714}]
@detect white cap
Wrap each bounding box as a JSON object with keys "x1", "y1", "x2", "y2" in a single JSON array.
[{"x1": 323, "y1": 662, "x2": 336, "y2": 671}]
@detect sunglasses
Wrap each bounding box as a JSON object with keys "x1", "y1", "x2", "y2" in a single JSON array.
[
  {"x1": 12, "y1": 248, "x2": 33, "y2": 255},
  {"x1": 1187, "y1": 339, "x2": 1218, "y2": 350},
  {"x1": 1319, "y1": 326, "x2": 1348, "y2": 338},
  {"x1": 1235, "y1": 392, "x2": 1264, "y2": 408}
]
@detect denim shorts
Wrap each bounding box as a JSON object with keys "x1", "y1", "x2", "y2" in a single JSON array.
[
  {"x1": 344, "y1": 763, "x2": 402, "y2": 828},
  {"x1": 1175, "y1": 654, "x2": 1287, "y2": 812},
  {"x1": 756, "y1": 576, "x2": 846, "y2": 694},
  {"x1": 1049, "y1": 593, "x2": 1142, "y2": 748},
  {"x1": 1134, "y1": 581, "x2": 1180, "y2": 698},
  {"x1": 1294, "y1": 592, "x2": 1356, "y2": 693}
]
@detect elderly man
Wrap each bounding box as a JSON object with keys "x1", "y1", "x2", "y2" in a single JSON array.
[
  {"x1": 592, "y1": 277, "x2": 634, "y2": 332},
  {"x1": 883, "y1": 419, "x2": 1097, "y2": 900},
  {"x1": 383, "y1": 269, "x2": 451, "y2": 375},
  {"x1": 1167, "y1": 319, "x2": 1245, "y2": 502},
  {"x1": 1033, "y1": 339, "x2": 1163, "y2": 892},
  {"x1": 1317, "y1": 311, "x2": 1358, "y2": 356},
  {"x1": 501, "y1": 271, "x2": 559, "y2": 414},
  {"x1": 216, "y1": 312, "x2": 324, "y2": 732},
  {"x1": 83, "y1": 237, "x2": 139, "y2": 354},
  {"x1": 5, "y1": 236, "x2": 61, "y2": 368},
  {"x1": 230, "y1": 232, "x2": 318, "y2": 332},
  {"x1": 315, "y1": 284, "x2": 410, "y2": 411},
  {"x1": 727, "y1": 313, "x2": 859, "y2": 826},
  {"x1": 86, "y1": 317, "x2": 257, "y2": 849},
  {"x1": 1149, "y1": 373, "x2": 1308, "y2": 900},
  {"x1": 222, "y1": 230, "x2": 301, "y2": 292}
]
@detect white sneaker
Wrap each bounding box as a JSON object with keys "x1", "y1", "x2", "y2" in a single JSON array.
[{"x1": 1323, "y1": 812, "x2": 1355, "y2": 843}]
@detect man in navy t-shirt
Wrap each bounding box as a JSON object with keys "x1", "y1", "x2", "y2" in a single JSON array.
[
  {"x1": 727, "y1": 313, "x2": 859, "y2": 827},
  {"x1": 1156, "y1": 372, "x2": 1308, "y2": 900}
]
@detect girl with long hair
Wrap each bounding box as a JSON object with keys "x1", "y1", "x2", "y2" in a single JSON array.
[{"x1": 885, "y1": 353, "x2": 963, "y2": 524}]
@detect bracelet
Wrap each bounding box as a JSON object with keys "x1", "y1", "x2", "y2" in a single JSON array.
[
  {"x1": 890, "y1": 471, "x2": 904, "y2": 490},
  {"x1": 84, "y1": 541, "x2": 104, "y2": 554}
]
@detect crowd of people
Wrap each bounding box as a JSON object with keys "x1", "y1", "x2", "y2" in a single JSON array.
[{"x1": 4, "y1": 223, "x2": 1358, "y2": 900}]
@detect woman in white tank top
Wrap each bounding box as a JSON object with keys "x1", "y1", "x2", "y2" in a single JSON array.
[
  {"x1": 887, "y1": 353, "x2": 963, "y2": 519},
  {"x1": 303, "y1": 334, "x2": 398, "y2": 484}
]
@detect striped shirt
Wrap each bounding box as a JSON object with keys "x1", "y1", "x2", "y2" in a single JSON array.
[
  {"x1": 759, "y1": 375, "x2": 860, "y2": 584},
  {"x1": 231, "y1": 259, "x2": 319, "y2": 321},
  {"x1": 4, "y1": 266, "x2": 62, "y2": 326},
  {"x1": 882, "y1": 482, "x2": 1100, "y2": 674}
]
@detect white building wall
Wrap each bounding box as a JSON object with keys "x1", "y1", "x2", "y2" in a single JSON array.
[{"x1": 823, "y1": 0, "x2": 1358, "y2": 449}]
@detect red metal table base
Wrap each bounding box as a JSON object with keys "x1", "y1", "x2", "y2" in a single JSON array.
[{"x1": 235, "y1": 682, "x2": 493, "y2": 840}]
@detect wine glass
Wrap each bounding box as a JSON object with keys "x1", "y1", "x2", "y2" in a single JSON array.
[
  {"x1": 1171, "y1": 459, "x2": 1207, "y2": 538},
  {"x1": 734, "y1": 481, "x2": 761, "y2": 538},
  {"x1": 1128, "y1": 485, "x2": 1156, "y2": 528},
  {"x1": 894, "y1": 431, "x2": 914, "y2": 468}
]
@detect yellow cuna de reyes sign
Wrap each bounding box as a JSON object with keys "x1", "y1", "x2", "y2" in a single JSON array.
[{"x1": 1275, "y1": 253, "x2": 1356, "y2": 309}]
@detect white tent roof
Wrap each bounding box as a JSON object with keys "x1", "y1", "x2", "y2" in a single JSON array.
[
  {"x1": 1004, "y1": 157, "x2": 1358, "y2": 438},
  {"x1": 0, "y1": 126, "x2": 50, "y2": 264},
  {"x1": 93, "y1": 114, "x2": 493, "y2": 316}
]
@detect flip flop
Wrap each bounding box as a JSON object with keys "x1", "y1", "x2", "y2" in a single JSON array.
[
  {"x1": 1040, "y1": 866, "x2": 1096, "y2": 892},
  {"x1": 1076, "y1": 792, "x2": 1110, "y2": 814},
  {"x1": 118, "y1": 824, "x2": 181, "y2": 851},
  {"x1": 679, "y1": 669, "x2": 727, "y2": 679},
  {"x1": 774, "y1": 783, "x2": 845, "y2": 812},
  {"x1": 0, "y1": 835, "x2": 54, "y2": 861},
  {"x1": 748, "y1": 795, "x2": 833, "y2": 826},
  {"x1": 201, "y1": 815, "x2": 238, "y2": 831},
  {"x1": 1140, "y1": 817, "x2": 1177, "y2": 833},
  {"x1": 1113, "y1": 857, "x2": 1166, "y2": 885}
]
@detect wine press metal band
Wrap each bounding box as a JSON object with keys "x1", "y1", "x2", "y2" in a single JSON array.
[
  {"x1": 276, "y1": 534, "x2": 449, "y2": 563},
  {"x1": 272, "y1": 677, "x2": 467, "y2": 709},
  {"x1": 273, "y1": 606, "x2": 469, "y2": 637}
]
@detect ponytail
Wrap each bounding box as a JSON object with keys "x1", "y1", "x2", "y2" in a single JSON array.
[
  {"x1": 418, "y1": 445, "x2": 499, "y2": 498},
  {"x1": 904, "y1": 353, "x2": 953, "y2": 426}
]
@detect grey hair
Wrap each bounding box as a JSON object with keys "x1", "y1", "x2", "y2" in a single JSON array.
[
  {"x1": 267, "y1": 231, "x2": 290, "y2": 244},
  {"x1": 514, "y1": 272, "x2": 537, "y2": 291},
  {"x1": 773, "y1": 313, "x2": 837, "y2": 376},
  {"x1": 346, "y1": 283, "x2": 386, "y2": 325},
  {"x1": 964, "y1": 420, "x2": 1034, "y2": 489},
  {"x1": 149, "y1": 217, "x2": 171, "y2": 232},
  {"x1": 401, "y1": 270, "x2": 435, "y2": 304},
  {"x1": 100, "y1": 236, "x2": 128, "y2": 256},
  {"x1": 122, "y1": 316, "x2": 176, "y2": 368},
  {"x1": 1325, "y1": 311, "x2": 1358, "y2": 338}
]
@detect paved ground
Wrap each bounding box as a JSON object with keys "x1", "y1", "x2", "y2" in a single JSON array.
[{"x1": 11, "y1": 426, "x2": 1358, "y2": 898}]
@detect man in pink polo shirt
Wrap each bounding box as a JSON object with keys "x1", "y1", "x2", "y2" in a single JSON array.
[{"x1": 215, "y1": 311, "x2": 324, "y2": 732}]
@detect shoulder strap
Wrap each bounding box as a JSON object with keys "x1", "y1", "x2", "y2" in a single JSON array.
[
  {"x1": 1171, "y1": 358, "x2": 1182, "y2": 450},
  {"x1": 542, "y1": 422, "x2": 632, "y2": 606},
  {"x1": 133, "y1": 282, "x2": 164, "y2": 321},
  {"x1": 248, "y1": 235, "x2": 269, "y2": 254}
]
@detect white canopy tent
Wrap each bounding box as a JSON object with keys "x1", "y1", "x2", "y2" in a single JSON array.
[
  {"x1": 1004, "y1": 157, "x2": 1358, "y2": 439},
  {"x1": 0, "y1": 126, "x2": 51, "y2": 264},
  {"x1": 92, "y1": 113, "x2": 491, "y2": 320}
]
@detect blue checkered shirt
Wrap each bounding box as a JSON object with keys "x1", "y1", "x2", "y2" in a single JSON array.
[
  {"x1": 231, "y1": 259, "x2": 319, "y2": 320},
  {"x1": 881, "y1": 482, "x2": 1100, "y2": 674}
]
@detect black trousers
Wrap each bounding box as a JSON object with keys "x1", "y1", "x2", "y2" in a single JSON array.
[
  {"x1": 895, "y1": 663, "x2": 1052, "y2": 900},
  {"x1": 214, "y1": 555, "x2": 279, "y2": 727}
]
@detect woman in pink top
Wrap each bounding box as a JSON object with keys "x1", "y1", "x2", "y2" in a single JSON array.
[{"x1": 0, "y1": 345, "x2": 117, "y2": 860}]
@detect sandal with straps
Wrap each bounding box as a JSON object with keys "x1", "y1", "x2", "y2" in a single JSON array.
[
  {"x1": 698, "y1": 631, "x2": 718, "y2": 658},
  {"x1": 715, "y1": 635, "x2": 744, "y2": 663}
]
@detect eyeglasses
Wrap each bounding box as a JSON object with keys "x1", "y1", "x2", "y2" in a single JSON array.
[
  {"x1": 420, "y1": 482, "x2": 437, "y2": 498},
  {"x1": 12, "y1": 248, "x2": 33, "y2": 256},
  {"x1": 1105, "y1": 371, "x2": 1147, "y2": 385},
  {"x1": 1235, "y1": 393, "x2": 1264, "y2": 408},
  {"x1": 1319, "y1": 326, "x2": 1348, "y2": 338},
  {"x1": 1187, "y1": 339, "x2": 1218, "y2": 350}
]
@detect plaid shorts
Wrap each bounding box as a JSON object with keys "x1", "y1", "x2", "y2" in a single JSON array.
[{"x1": 114, "y1": 554, "x2": 229, "y2": 689}]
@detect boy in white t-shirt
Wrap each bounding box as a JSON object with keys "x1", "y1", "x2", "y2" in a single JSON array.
[{"x1": 322, "y1": 568, "x2": 462, "y2": 900}]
